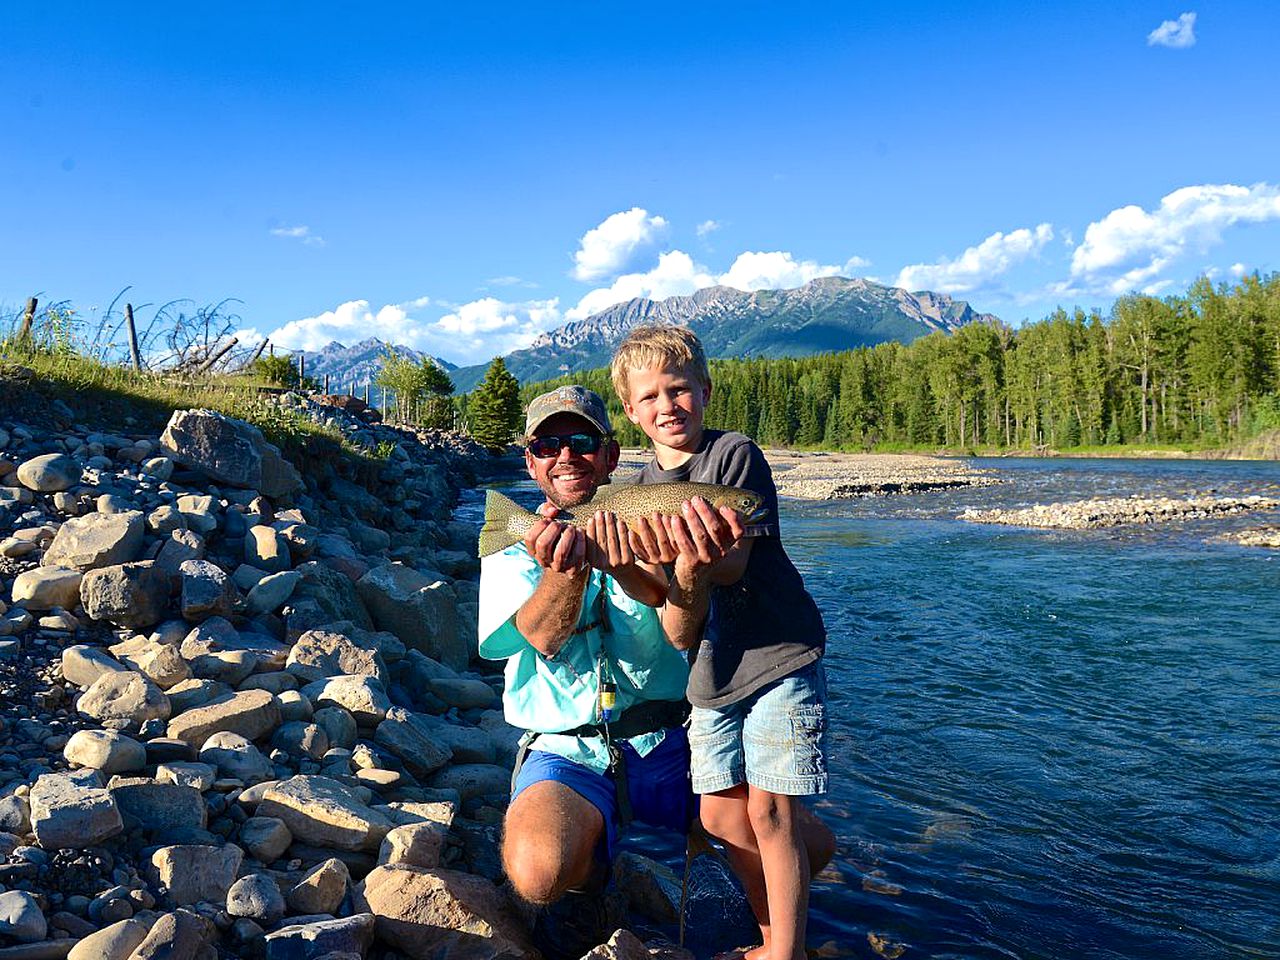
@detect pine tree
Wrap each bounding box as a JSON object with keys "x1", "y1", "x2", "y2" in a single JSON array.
[{"x1": 468, "y1": 358, "x2": 523, "y2": 452}]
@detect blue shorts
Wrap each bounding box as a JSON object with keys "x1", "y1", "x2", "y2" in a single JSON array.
[
  {"x1": 689, "y1": 659, "x2": 828, "y2": 796},
  {"x1": 511, "y1": 725, "x2": 696, "y2": 863}
]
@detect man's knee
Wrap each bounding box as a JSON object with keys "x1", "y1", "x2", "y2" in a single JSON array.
[
  {"x1": 502, "y1": 782, "x2": 604, "y2": 905},
  {"x1": 503, "y1": 831, "x2": 563, "y2": 905}
]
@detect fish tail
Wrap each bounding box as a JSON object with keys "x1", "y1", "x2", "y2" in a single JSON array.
[{"x1": 478, "y1": 489, "x2": 537, "y2": 558}]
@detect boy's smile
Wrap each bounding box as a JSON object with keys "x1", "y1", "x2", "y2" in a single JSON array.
[{"x1": 622, "y1": 364, "x2": 710, "y2": 466}]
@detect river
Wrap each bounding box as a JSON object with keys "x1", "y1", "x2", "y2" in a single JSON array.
[{"x1": 470, "y1": 457, "x2": 1280, "y2": 959}]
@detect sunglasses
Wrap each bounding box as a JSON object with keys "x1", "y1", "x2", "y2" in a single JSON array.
[{"x1": 527, "y1": 433, "x2": 605, "y2": 459}]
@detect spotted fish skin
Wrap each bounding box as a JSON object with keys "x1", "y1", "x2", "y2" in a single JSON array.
[{"x1": 477, "y1": 482, "x2": 766, "y2": 558}]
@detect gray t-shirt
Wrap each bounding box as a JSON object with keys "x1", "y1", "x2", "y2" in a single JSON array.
[{"x1": 633, "y1": 430, "x2": 826, "y2": 709}]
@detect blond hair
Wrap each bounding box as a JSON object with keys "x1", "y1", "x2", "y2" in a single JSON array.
[{"x1": 610, "y1": 324, "x2": 711, "y2": 401}]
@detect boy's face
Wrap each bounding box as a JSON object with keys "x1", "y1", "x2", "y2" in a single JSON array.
[{"x1": 621, "y1": 363, "x2": 710, "y2": 453}]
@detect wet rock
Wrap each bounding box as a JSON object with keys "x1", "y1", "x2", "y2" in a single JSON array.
[{"x1": 151, "y1": 844, "x2": 243, "y2": 906}]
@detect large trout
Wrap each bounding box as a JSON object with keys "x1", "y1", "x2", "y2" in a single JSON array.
[{"x1": 478, "y1": 482, "x2": 767, "y2": 558}]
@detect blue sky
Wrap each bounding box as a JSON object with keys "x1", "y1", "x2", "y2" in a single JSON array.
[{"x1": 3, "y1": 2, "x2": 1279, "y2": 367}]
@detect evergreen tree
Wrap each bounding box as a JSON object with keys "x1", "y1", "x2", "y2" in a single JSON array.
[{"x1": 468, "y1": 358, "x2": 523, "y2": 452}]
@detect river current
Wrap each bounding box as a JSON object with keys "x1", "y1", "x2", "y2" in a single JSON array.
[{"x1": 468, "y1": 458, "x2": 1280, "y2": 959}]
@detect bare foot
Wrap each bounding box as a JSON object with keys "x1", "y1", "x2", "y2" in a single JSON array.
[{"x1": 713, "y1": 945, "x2": 767, "y2": 960}]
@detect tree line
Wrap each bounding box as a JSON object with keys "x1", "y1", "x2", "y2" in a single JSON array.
[{"x1": 508, "y1": 273, "x2": 1280, "y2": 451}]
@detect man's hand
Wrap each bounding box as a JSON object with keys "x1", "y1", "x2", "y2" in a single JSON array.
[
  {"x1": 523, "y1": 517, "x2": 586, "y2": 575},
  {"x1": 584, "y1": 511, "x2": 636, "y2": 575}
]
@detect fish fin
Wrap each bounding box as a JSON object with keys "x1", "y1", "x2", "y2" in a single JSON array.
[{"x1": 478, "y1": 489, "x2": 536, "y2": 558}]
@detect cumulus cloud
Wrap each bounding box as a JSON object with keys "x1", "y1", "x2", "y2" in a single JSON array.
[
  {"x1": 718, "y1": 251, "x2": 863, "y2": 292},
  {"x1": 270, "y1": 224, "x2": 325, "y2": 247},
  {"x1": 571, "y1": 208, "x2": 669, "y2": 282},
  {"x1": 268, "y1": 295, "x2": 562, "y2": 366},
  {"x1": 894, "y1": 224, "x2": 1054, "y2": 294},
  {"x1": 1148, "y1": 12, "x2": 1196, "y2": 48},
  {"x1": 1230, "y1": 262, "x2": 1248, "y2": 278},
  {"x1": 1069, "y1": 182, "x2": 1280, "y2": 295},
  {"x1": 567, "y1": 251, "x2": 714, "y2": 320},
  {"x1": 696, "y1": 219, "x2": 721, "y2": 238}
]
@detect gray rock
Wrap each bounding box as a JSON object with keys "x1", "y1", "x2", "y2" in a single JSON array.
[
  {"x1": 128, "y1": 907, "x2": 214, "y2": 960},
  {"x1": 156, "y1": 761, "x2": 217, "y2": 791},
  {"x1": 256, "y1": 776, "x2": 394, "y2": 852},
  {"x1": 373, "y1": 709, "x2": 452, "y2": 777},
  {"x1": 313, "y1": 707, "x2": 357, "y2": 750},
  {"x1": 271, "y1": 722, "x2": 330, "y2": 760},
  {"x1": 154, "y1": 529, "x2": 207, "y2": 578},
  {"x1": 290, "y1": 563, "x2": 373, "y2": 631},
  {"x1": 378, "y1": 822, "x2": 447, "y2": 869},
  {"x1": 246, "y1": 525, "x2": 292, "y2": 574},
  {"x1": 152, "y1": 844, "x2": 243, "y2": 906},
  {"x1": 63, "y1": 729, "x2": 147, "y2": 774},
  {"x1": 66, "y1": 917, "x2": 149, "y2": 960},
  {"x1": 160, "y1": 409, "x2": 303, "y2": 497},
  {"x1": 179, "y1": 560, "x2": 238, "y2": 621},
  {"x1": 301, "y1": 676, "x2": 390, "y2": 726},
  {"x1": 0, "y1": 889, "x2": 48, "y2": 942},
  {"x1": 15, "y1": 453, "x2": 80, "y2": 492},
  {"x1": 239, "y1": 816, "x2": 292, "y2": 864},
  {"x1": 427, "y1": 763, "x2": 512, "y2": 802},
  {"x1": 286, "y1": 629, "x2": 388, "y2": 687},
  {"x1": 109, "y1": 638, "x2": 192, "y2": 690},
  {"x1": 29, "y1": 772, "x2": 123, "y2": 849},
  {"x1": 141, "y1": 456, "x2": 175, "y2": 480},
  {"x1": 277, "y1": 689, "x2": 314, "y2": 722},
  {"x1": 44, "y1": 510, "x2": 145, "y2": 571},
  {"x1": 428, "y1": 676, "x2": 500, "y2": 711},
  {"x1": 263, "y1": 913, "x2": 376, "y2": 960},
  {"x1": 12, "y1": 566, "x2": 83, "y2": 611},
  {"x1": 76, "y1": 670, "x2": 171, "y2": 730},
  {"x1": 245, "y1": 569, "x2": 301, "y2": 615},
  {"x1": 167, "y1": 689, "x2": 281, "y2": 746},
  {"x1": 0, "y1": 795, "x2": 31, "y2": 836},
  {"x1": 286, "y1": 858, "x2": 350, "y2": 915},
  {"x1": 198, "y1": 731, "x2": 276, "y2": 784},
  {"x1": 407, "y1": 711, "x2": 496, "y2": 764},
  {"x1": 108, "y1": 778, "x2": 207, "y2": 833},
  {"x1": 227, "y1": 873, "x2": 285, "y2": 925},
  {"x1": 356, "y1": 564, "x2": 465, "y2": 670},
  {"x1": 80, "y1": 562, "x2": 169, "y2": 630},
  {"x1": 165, "y1": 678, "x2": 232, "y2": 714},
  {"x1": 175, "y1": 494, "x2": 220, "y2": 535},
  {"x1": 148, "y1": 505, "x2": 187, "y2": 536}
]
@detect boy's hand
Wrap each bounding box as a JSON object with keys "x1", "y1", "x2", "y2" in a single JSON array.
[
  {"x1": 665, "y1": 496, "x2": 745, "y2": 571},
  {"x1": 584, "y1": 511, "x2": 637, "y2": 574},
  {"x1": 523, "y1": 518, "x2": 586, "y2": 574}
]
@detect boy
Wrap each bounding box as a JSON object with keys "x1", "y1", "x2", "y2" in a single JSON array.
[{"x1": 610, "y1": 325, "x2": 835, "y2": 960}]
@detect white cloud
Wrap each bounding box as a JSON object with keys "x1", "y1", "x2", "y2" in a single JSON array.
[
  {"x1": 1147, "y1": 12, "x2": 1196, "y2": 48},
  {"x1": 1230, "y1": 262, "x2": 1248, "y2": 278},
  {"x1": 1069, "y1": 182, "x2": 1280, "y2": 295},
  {"x1": 270, "y1": 224, "x2": 325, "y2": 247},
  {"x1": 696, "y1": 219, "x2": 721, "y2": 238},
  {"x1": 894, "y1": 224, "x2": 1054, "y2": 294},
  {"x1": 567, "y1": 251, "x2": 714, "y2": 320},
  {"x1": 571, "y1": 208, "x2": 669, "y2": 282},
  {"x1": 268, "y1": 296, "x2": 563, "y2": 366},
  {"x1": 719, "y1": 251, "x2": 850, "y2": 292}
]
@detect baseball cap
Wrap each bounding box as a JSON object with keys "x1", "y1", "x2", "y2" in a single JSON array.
[{"x1": 524, "y1": 385, "x2": 613, "y2": 438}]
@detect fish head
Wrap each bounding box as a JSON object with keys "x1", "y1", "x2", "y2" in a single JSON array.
[{"x1": 708, "y1": 487, "x2": 768, "y2": 524}]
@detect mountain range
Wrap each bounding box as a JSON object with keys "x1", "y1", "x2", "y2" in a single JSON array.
[
  {"x1": 446, "y1": 277, "x2": 998, "y2": 393},
  {"x1": 297, "y1": 338, "x2": 455, "y2": 393}
]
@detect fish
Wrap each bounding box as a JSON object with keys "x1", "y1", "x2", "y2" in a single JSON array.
[{"x1": 478, "y1": 481, "x2": 767, "y2": 558}]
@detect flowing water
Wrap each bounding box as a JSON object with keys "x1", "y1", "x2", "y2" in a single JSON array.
[{"x1": 466, "y1": 458, "x2": 1280, "y2": 959}]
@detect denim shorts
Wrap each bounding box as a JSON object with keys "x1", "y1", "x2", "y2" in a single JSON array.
[
  {"x1": 689, "y1": 660, "x2": 828, "y2": 796},
  {"x1": 511, "y1": 725, "x2": 696, "y2": 863}
]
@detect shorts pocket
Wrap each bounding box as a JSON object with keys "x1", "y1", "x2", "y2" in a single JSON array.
[{"x1": 789, "y1": 704, "x2": 827, "y2": 779}]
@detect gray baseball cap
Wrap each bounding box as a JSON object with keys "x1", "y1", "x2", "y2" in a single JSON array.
[{"x1": 524, "y1": 385, "x2": 613, "y2": 438}]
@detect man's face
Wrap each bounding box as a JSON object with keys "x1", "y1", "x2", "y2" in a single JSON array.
[{"x1": 524, "y1": 412, "x2": 619, "y2": 509}]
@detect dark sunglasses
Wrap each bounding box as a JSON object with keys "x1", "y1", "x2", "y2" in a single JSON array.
[{"x1": 527, "y1": 433, "x2": 605, "y2": 459}]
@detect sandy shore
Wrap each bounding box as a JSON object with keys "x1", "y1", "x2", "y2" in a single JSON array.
[{"x1": 617, "y1": 448, "x2": 1001, "y2": 499}]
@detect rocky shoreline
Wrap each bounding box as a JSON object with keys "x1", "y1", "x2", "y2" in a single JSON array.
[
  {"x1": 0, "y1": 399, "x2": 698, "y2": 960},
  {"x1": 959, "y1": 495, "x2": 1280, "y2": 530}
]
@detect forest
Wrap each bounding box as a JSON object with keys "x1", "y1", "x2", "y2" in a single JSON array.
[{"x1": 516, "y1": 274, "x2": 1280, "y2": 452}]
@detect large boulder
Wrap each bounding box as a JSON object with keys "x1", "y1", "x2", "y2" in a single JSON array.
[
  {"x1": 76, "y1": 671, "x2": 170, "y2": 730},
  {"x1": 358, "y1": 864, "x2": 535, "y2": 959},
  {"x1": 179, "y1": 559, "x2": 239, "y2": 621},
  {"x1": 286, "y1": 628, "x2": 389, "y2": 687},
  {"x1": 291, "y1": 561, "x2": 374, "y2": 630},
  {"x1": 80, "y1": 562, "x2": 169, "y2": 630},
  {"x1": 167, "y1": 689, "x2": 281, "y2": 747},
  {"x1": 161, "y1": 409, "x2": 302, "y2": 497},
  {"x1": 11, "y1": 567, "x2": 82, "y2": 611},
  {"x1": 43, "y1": 511, "x2": 145, "y2": 571},
  {"x1": 152, "y1": 844, "x2": 243, "y2": 905},
  {"x1": 264, "y1": 914, "x2": 376, "y2": 960},
  {"x1": 373, "y1": 709, "x2": 452, "y2": 777},
  {"x1": 257, "y1": 775, "x2": 394, "y2": 852},
  {"x1": 356, "y1": 563, "x2": 464, "y2": 670},
  {"x1": 108, "y1": 779, "x2": 207, "y2": 833},
  {"x1": 15, "y1": 453, "x2": 80, "y2": 492},
  {"x1": 29, "y1": 773, "x2": 123, "y2": 849}
]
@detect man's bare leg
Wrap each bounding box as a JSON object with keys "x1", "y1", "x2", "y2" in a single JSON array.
[{"x1": 503, "y1": 780, "x2": 605, "y2": 904}]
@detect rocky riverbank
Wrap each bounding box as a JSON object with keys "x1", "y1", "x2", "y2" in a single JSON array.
[
  {"x1": 959, "y1": 495, "x2": 1280, "y2": 530},
  {"x1": 0, "y1": 399, "x2": 697, "y2": 960},
  {"x1": 617, "y1": 449, "x2": 1002, "y2": 500}
]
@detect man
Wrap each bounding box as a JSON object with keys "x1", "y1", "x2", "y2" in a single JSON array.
[{"x1": 478, "y1": 385, "x2": 739, "y2": 956}]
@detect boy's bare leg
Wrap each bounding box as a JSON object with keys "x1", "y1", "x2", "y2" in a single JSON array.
[
  {"x1": 699, "y1": 787, "x2": 773, "y2": 957},
  {"x1": 503, "y1": 780, "x2": 605, "y2": 904},
  {"x1": 749, "y1": 788, "x2": 809, "y2": 960}
]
